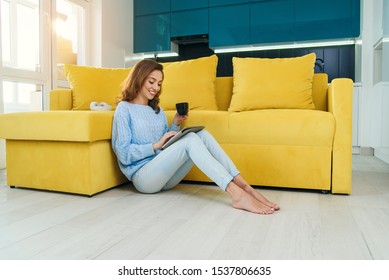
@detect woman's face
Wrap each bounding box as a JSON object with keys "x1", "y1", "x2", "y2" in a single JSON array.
[{"x1": 139, "y1": 69, "x2": 163, "y2": 101}]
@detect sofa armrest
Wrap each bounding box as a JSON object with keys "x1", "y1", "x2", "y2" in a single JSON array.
[
  {"x1": 0, "y1": 111, "x2": 113, "y2": 142},
  {"x1": 328, "y1": 78, "x2": 353, "y2": 194},
  {"x1": 50, "y1": 89, "x2": 72, "y2": 110}
]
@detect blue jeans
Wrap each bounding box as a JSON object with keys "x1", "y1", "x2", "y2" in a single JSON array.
[{"x1": 132, "y1": 130, "x2": 240, "y2": 193}]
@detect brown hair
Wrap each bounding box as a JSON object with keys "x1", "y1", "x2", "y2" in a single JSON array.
[{"x1": 120, "y1": 59, "x2": 164, "y2": 113}]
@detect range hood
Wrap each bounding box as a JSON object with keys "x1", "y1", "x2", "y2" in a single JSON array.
[{"x1": 171, "y1": 34, "x2": 209, "y2": 45}]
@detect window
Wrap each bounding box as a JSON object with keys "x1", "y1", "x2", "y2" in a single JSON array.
[
  {"x1": 1, "y1": 0, "x2": 41, "y2": 71},
  {"x1": 2, "y1": 81, "x2": 43, "y2": 113},
  {"x1": 1, "y1": 0, "x2": 88, "y2": 111},
  {"x1": 0, "y1": 0, "x2": 89, "y2": 169},
  {"x1": 1, "y1": 0, "x2": 45, "y2": 118},
  {"x1": 54, "y1": 0, "x2": 87, "y2": 85}
]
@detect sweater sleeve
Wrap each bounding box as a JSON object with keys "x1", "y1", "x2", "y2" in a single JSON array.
[
  {"x1": 159, "y1": 107, "x2": 179, "y2": 132},
  {"x1": 170, "y1": 122, "x2": 180, "y2": 132},
  {"x1": 112, "y1": 105, "x2": 155, "y2": 166}
]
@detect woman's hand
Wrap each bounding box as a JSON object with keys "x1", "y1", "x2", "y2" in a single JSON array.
[
  {"x1": 173, "y1": 112, "x2": 188, "y2": 126},
  {"x1": 153, "y1": 131, "x2": 177, "y2": 150}
]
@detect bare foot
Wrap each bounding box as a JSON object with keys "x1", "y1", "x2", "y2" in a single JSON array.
[
  {"x1": 233, "y1": 175, "x2": 280, "y2": 210},
  {"x1": 226, "y1": 183, "x2": 274, "y2": 214},
  {"x1": 242, "y1": 185, "x2": 280, "y2": 211}
]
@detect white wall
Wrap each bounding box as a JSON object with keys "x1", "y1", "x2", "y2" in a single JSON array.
[
  {"x1": 372, "y1": 0, "x2": 389, "y2": 164},
  {"x1": 358, "y1": 0, "x2": 389, "y2": 163},
  {"x1": 358, "y1": 0, "x2": 375, "y2": 151},
  {"x1": 0, "y1": 33, "x2": 4, "y2": 168},
  {"x1": 90, "y1": 0, "x2": 133, "y2": 68},
  {"x1": 383, "y1": 0, "x2": 389, "y2": 82},
  {"x1": 89, "y1": 0, "x2": 102, "y2": 66}
]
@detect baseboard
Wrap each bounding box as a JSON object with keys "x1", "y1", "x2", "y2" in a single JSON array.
[
  {"x1": 352, "y1": 146, "x2": 360, "y2": 155},
  {"x1": 353, "y1": 146, "x2": 389, "y2": 164},
  {"x1": 359, "y1": 146, "x2": 375, "y2": 156},
  {"x1": 374, "y1": 147, "x2": 389, "y2": 164},
  {"x1": 353, "y1": 146, "x2": 376, "y2": 156}
]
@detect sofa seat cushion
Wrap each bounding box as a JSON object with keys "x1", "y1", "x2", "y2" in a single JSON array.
[
  {"x1": 228, "y1": 109, "x2": 335, "y2": 147},
  {"x1": 165, "y1": 109, "x2": 334, "y2": 148},
  {"x1": 0, "y1": 111, "x2": 114, "y2": 142}
]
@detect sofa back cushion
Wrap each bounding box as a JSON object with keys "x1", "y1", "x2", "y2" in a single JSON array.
[
  {"x1": 229, "y1": 53, "x2": 316, "y2": 112},
  {"x1": 311, "y1": 73, "x2": 328, "y2": 111},
  {"x1": 63, "y1": 64, "x2": 131, "y2": 110},
  {"x1": 215, "y1": 77, "x2": 233, "y2": 111},
  {"x1": 159, "y1": 55, "x2": 218, "y2": 111}
]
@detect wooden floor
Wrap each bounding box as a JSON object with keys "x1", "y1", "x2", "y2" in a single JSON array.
[{"x1": 0, "y1": 155, "x2": 388, "y2": 260}]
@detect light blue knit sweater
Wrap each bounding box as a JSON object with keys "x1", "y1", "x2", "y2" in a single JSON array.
[{"x1": 112, "y1": 101, "x2": 180, "y2": 180}]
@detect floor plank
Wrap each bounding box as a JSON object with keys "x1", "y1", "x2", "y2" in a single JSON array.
[{"x1": 0, "y1": 155, "x2": 388, "y2": 260}]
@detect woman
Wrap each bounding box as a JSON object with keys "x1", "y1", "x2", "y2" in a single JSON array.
[{"x1": 112, "y1": 59, "x2": 279, "y2": 214}]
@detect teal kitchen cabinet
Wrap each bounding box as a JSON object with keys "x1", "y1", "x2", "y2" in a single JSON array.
[
  {"x1": 209, "y1": 0, "x2": 249, "y2": 6},
  {"x1": 171, "y1": 9, "x2": 208, "y2": 38},
  {"x1": 134, "y1": 0, "x2": 170, "y2": 16},
  {"x1": 250, "y1": 0, "x2": 295, "y2": 44},
  {"x1": 133, "y1": 0, "x2": 360, "y2": 53},
  {"x1": 295, "y1": 0, "x2": 360, "y2": 40},
  {"x1": 209, "y1": 4, "x2": 250, "y2": 47},
  {"x1": 171, "y1": 0, "x2": 208, "y2": 11},
  {"x1": 134, "y1": 13, "x2": 171, "y2": 53},
  {"x1": 350, "y1": 0, "x2": 361, "y2": 38}
]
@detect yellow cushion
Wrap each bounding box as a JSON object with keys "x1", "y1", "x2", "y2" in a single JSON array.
[
  {"x1": 312, "y1": 73, "x2": 329, "y2": 111},
  {"x1": 0, "y1": 111, "x2": 114, "y2": 142},
  {"x1": 159, "y1": 55, "x2": 218, "y2": 110},
  {"x1": 63, "y1": 64, "x2": 131, "y2": 110},
  {"x1": 215, "y1": 77, "x2": 233, "y2": 111},
  {"x1": 164, "y1": 108, "x2": 334, "y2": 147},
  {"x1": 165, "y1": 110, "x2": 230, "y2": 142},
  {"x1": 229, "y1": 53, "x2": 316, "y2": 112},
  {"x1": 228, "y1": 109, "x2": 334, "y2": 147}
]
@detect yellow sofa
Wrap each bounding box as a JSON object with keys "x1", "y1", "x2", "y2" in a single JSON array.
[
  {"x1": 0, "y1": 55, "x2": 353, "y2": 196},
  {"x1": 167, "y1": 74, "x2": 353, "y2": 194}
]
